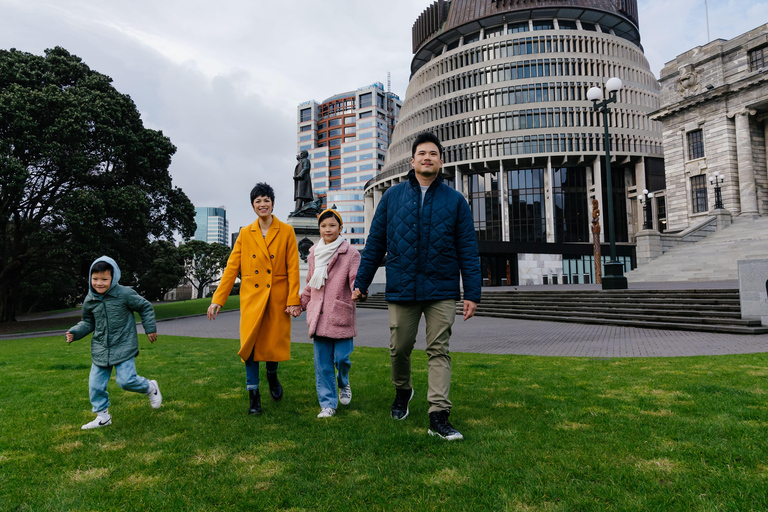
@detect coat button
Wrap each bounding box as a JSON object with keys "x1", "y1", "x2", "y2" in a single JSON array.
[
  {"x1": 270, "y1": 255, "x2": 274, "y2": 259},
  {"x1": 252, "y1": 255, "x2": 256, "y2": 258},
  {"x1": 267, "y1": 269, "x2": 271, "y2": 274},
  {"x1": 267, "y1": 284, "x2": 270, "y2": 288},
  {"x1": 255, "y1": 284, "x2": 259, "y2": 288},
  {"x1": 255, "y1": 270, "x2": 259, "y2": 274}
]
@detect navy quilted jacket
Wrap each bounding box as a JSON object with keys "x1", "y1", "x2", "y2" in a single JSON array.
[{"x1": 355, "y1": 170, "x2": 481, "y2": 303}]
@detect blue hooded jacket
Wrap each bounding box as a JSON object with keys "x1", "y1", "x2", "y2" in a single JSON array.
[
  {"x1": 355, "y1": 170, "x2": 481, "y2": 303},
  {"x1": 68, "y1": 256, "x2": 157, "y2": 367}
]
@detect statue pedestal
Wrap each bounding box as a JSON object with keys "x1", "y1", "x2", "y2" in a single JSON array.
[{"x1": 286, "y1": 216, "x2": 319, "y2": 286}]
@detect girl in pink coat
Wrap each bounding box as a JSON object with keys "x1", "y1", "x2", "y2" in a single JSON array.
[{"x1": 300, "y1": 209, "x2": 361, "y2": 418}]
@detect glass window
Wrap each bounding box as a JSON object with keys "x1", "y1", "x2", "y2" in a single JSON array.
[
  {"x1": 750, "y1": 46, "x2": 767, "y2": 71},
  {"x1": 299, "y1": 125, "x2": 312, "y2": 132},
  {"x1": 507, "y1": 168, "x2": 546, "y2": 242},
  {"x1": 508, "y1": 22, "x2": 529, "y2": 33},
  {"x1": 533, "y1": 20, "x2": 554, "y2": 31},
  {"x1": 318, "y1": 122, "x2": 326, "y2": 130},
  {"x1": 328, "y1": 118, "x2": 342, "y2": 127},
  {"x1": 329, "y1": 128, "x2": 342, "y2": 137},
  {"x1": 467, "y1": 173, "x2": 502, "y2": 242},
  {"x1": 344, "y1": 116, "x2": 355, "y2": 124},
  {"x1": 691, "y1": 174, "x2": 708, "y2": 213},
  {"x1": 299, "y1": 108, "x2": 311, "y2": 123},
  {"x1": 581, "y1": 22, "x2": 597, "y2": 31},
  {"x1": 359, "y1": 93, "x2": 372, "y2": 108},
  {"x1": 558, "y1": 20, "x2": 577, "y2": 30},
  {"x1": 687, "y1": 129, "x2": 704, "y2": 160},
  {"x1": 329, "y1": 138, "x2": 341, "y2": 147},
  {"x1": 552, "y1": 167, "x2": 589, "y2": 242},
  {"x1": 359, "y1": 111, "x2": 372, "y2": 119},
  {"x1": 329, "y1": 148, "x2": 341, "y2": 156},
  {"x1": 464, "y1": 32, "x2": 480, "y2": 44}
]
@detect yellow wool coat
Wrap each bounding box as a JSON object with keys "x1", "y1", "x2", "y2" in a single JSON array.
[{"x1": 212, "y1": 216, "x2": 301, "y2": 362}]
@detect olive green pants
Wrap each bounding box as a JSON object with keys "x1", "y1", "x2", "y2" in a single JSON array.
[{"x1": 387, "y1": 300, "x2": 456, "y2": 413}]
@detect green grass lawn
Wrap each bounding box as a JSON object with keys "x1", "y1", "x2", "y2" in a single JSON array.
[
  {"x1": 0, "y1": 298, "x2": 241, "y2": 336},
  {"x1": 1, "y1": 334, "x2": 767, "y2": 511}
]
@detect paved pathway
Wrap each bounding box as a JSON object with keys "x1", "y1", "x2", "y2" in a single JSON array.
[{"x1": 144, "y1": 308, "x2": 768, "y2": 358}]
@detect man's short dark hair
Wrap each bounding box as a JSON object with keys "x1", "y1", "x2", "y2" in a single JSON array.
[
  {"x1": 91, "y1": 261, "x2": 113, "y2": 276},
  {"x1": 250, "y1": 182, "x2": 275, "y2": 204},
  {"x1": 411, "y1": 132, "x2": 443, "y2": 159}
]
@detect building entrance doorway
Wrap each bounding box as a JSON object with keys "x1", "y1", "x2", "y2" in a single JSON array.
[{"x1": 480, "y1": 255, "x2": 517, "y2": 287}]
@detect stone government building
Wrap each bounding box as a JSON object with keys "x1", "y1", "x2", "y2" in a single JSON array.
[
  {"x1": 652, "y1": 24, "x2": 768, "y2": 230},
  {"x1": 365, "y1": 0, "x2": 665, "y2": 286}
]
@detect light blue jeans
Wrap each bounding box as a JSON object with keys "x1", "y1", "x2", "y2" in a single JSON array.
[
  {"x1": 313, "y1": 336, "x2": 353, "y2": 409},
  {"x1": 88, "y1": 358, "x2": 150, "y2": 413},
  {"x1": 245, "y1": 355, "x2": 278, "y2": 391}
]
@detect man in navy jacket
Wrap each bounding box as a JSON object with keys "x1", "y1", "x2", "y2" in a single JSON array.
[{"x1": 354, "y1": 132, "x2": 481, "y2": 441}]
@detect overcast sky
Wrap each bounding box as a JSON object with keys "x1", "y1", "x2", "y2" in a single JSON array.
[{"x1": 1, "y1": 0, "x2": 767, "y2": 235}]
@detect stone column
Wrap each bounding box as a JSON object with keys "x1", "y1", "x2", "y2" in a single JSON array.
[
  {"x1": 730, "y1": 109, "x2": 759, "y2": 215},
  {"x1": 544, "y1": 156, "x2": 555, "y2": 243},
  {"x1": 499, "y1": 161, "x2": 510, "y2": 242}
]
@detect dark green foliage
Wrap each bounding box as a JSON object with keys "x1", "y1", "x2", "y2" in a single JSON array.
[
  {"x1": 135, "y1": 240, "x2": 186, "y2": 301},
  {"x1": 0, "y1": 47, "x2": 195, "y2": 321},
  {"x1": 179, "y1": 240, "x2": 231, "y2": 299}
]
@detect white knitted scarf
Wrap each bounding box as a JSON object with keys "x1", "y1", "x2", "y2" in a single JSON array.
[{"x1": 308, "y1": 236, "x2": 344, "y2": 289}]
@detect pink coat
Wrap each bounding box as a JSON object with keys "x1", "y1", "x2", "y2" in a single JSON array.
[{"x1": 300, "y1": 240, "x2": 360, "y2": 339}]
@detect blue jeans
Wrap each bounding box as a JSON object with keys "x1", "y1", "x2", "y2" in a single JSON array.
[
  {"x1": 313, "y1": 336, "x2": 353, "y2": 409},
  {"x1": 245, "y1": 354, "x2": 278, "y2": 391},
  {"x1": 88, "y1": 358, "x2": 150, "y2": 413}
]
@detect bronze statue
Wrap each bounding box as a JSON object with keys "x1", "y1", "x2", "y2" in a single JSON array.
[
  {"x1": 591, "y1": 198, "x2": 602, "y2": 284},
  {"x1": 292, "y1": 150, "x2": 313, "y2": 214}
]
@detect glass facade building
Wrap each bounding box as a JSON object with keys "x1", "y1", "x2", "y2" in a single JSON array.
[
  {"x1": 367, "y1": 0, "x2": 664, "y2": 285},
  {"x1": 297, "y1": 83, "x2": 402, "y2": 250},
  {"x1": 194, "y1": 206, "x2": 229, "y2": 247}
]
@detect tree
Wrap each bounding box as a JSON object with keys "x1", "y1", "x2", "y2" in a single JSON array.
[
  {"x1": 0, "y1": 47, "x2": 196, "y2": 321},
  {"x1": 179, "y1": 240, "x2": 231, "y2": 299},
  {"x1": 136, "y1": 240, "x2": 186, "y2": 301}
]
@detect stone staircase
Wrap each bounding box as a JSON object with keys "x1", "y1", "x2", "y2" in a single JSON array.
[
  {"x1": 356, "y1": 289, "x2": 768, "y2": 334},
  {"x1": 627, "y1": 215, "x2": 768, "y2": 282}
]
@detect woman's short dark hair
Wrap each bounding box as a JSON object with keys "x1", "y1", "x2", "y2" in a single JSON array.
[
  {"x1": 250, "y1": 183, "x2": 275, "y2": 204},
  {"x1": 91, "y1": 261, "x2": 113, "y2": 276},
  {"x1": 411, "y1": 132, "x2": 443, "y2": 159}
]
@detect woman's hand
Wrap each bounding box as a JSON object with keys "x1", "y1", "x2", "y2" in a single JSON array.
[
  {"x1": 207, "y1": 303, "x2": 222, "y2": 320},
  {"x1": 285, "y1": 305, "x2": 302, "y2": 317}
]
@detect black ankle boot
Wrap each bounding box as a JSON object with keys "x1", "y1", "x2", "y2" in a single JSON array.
[
  {"x1": 266, "y1": 371, "x2": 283, "y2": 401},
  {"x1": 248, "y1": 389, "x2": 262, "y2": 415}
]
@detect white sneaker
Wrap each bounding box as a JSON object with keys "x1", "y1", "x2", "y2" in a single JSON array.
[
  {"x1": 82, "y1": 413, "x2": 112, "y2": 430},
  {"x1": 317, "y1": 407, "x2": 336, "y2": 418},
  {"x1": 147, "y1": 380, "x2": 162, "y2": 409},
  {"x1": 339, "y1": 385, "x2": 352, "y2": 406}
]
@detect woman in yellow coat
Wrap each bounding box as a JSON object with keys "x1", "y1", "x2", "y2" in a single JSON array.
[{"x1": 207, "y1": 183, "x2": 302, "y2": 415}]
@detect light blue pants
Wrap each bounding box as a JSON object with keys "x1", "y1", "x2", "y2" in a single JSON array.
[
  {"x1": 313, "y1": 336, "x2": 353, "y2": 409},
  {"x1": 88, "y1": 358, "x2": 150, "y2": 413}
]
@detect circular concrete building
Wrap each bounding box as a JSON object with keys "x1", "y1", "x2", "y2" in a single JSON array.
[{"x1": 367, "y1": 0, "x2": 664, "y2": 286}]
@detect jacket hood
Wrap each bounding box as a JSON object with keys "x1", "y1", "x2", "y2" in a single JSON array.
[{"x1": 89, "y1": 255, "x2": 121, "y2": 296}]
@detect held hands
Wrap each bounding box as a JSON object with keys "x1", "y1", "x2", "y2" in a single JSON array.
[
  {"x1": 352, "y1": 288, "x2": 368, "y2": 302},
  {"x1": 462, "y1": 300, "x2": 477, "y2": 321},
  {"x1": 207, "y1": 303, "x2": 222, "y2": 320},
  {"x1": 284, "y1": 305, "x2": 302, "y2": 317},
  {"x1": 65, "y1": 332, "x2": 73, "y2": 344},
  {"x1": 147, "y1": 332, "x2": 158, "y2": 343}
]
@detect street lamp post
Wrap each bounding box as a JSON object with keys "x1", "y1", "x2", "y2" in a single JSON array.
[
  {"x1": 709, "y1": 172, "x2": 725, "y2": 209},
  {"x1": 588, "y1": 77, "x2": 628, "y2": 290},
  {"x1": 638, "y1": 189, "x2": 654, "y2": 230}
]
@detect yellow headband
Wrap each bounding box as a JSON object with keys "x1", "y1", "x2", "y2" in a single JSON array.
[{"x1": 318, "y1": 208, "x2": 343, "y2": 227}]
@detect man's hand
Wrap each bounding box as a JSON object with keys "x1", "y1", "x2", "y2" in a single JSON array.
[
  {"x1": 65, "y1": 332, "x2": 74, "y2": 344},
  {"x1": 462, "y1": 300, "x2": 477, "y2": 321},
  {"x1": 207, "y1": 303, "x2": 222, "y2": 320},
  {"x1": 148, "y1": 332, "x2": 158, "y2": 343}
]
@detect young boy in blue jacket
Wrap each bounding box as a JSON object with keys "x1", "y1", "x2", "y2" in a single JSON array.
[{"x1": 66, "y1": 256, "x2": 161, "y2": 430}]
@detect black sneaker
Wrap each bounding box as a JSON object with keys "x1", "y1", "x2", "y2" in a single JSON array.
[
  {"x1": 391, "y1": 388, "x2": 414, "y2": 420},
  {"x1": 428, "y1": 410, "x2": 464, "y2": 441}
]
